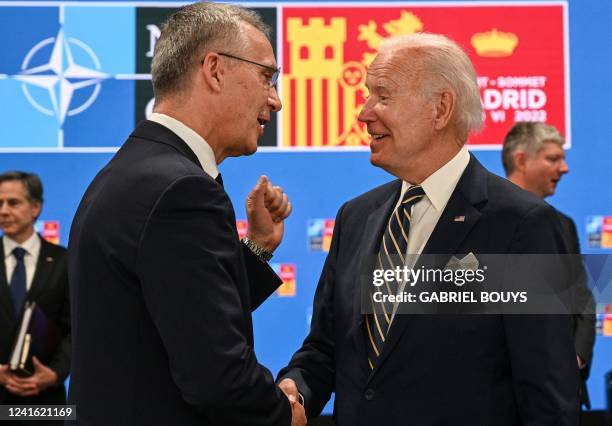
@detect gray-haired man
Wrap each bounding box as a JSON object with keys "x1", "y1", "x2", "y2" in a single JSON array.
[
  {"x1": 503, "y1": 121, "x2": 596, "y2": 410},
  {"x1": 278, "y1": 34, "x2": 579, "y2": 425},
  {"x1": 68, "y1": 3, "x2": 304, "y2": 425}
]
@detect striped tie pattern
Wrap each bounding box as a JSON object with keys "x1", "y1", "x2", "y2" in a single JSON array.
[{"x1": 365, "y1": 185, "x2": 425, "y2": 369}]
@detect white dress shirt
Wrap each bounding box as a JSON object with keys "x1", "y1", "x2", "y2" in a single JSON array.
[
  {"x1": 148, "y1": 113, "x2": 219, "y2": 180},
  {"x1": 397, "y1": 145, "x2": 471, "y2": 255},
  {"x1": 3, "y1": 232, "x2": 41, "y2": 291},
  {"x1": 390, "y1": 146, "x2": 470, "y2": 319}
]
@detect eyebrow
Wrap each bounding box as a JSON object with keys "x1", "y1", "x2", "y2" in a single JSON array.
[{"x1": 366, "y1": 82, "x2": 392, "y2": 92}]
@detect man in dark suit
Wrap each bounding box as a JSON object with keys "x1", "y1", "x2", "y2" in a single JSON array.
[
  {"x1": 503, "y1": 121, "x2": 596, "y2": 410},
  {"x1": 0, "y1": 171, "x2": 70, "y2": 425},
  {"x1": 278, "y1": 34, "x2": 580, "y2": 425},
  {"x1": 68, "y1": 3, "x2": 305, "y2": 426}
]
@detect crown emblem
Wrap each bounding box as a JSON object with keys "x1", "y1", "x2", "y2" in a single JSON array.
[{"x1": 470, "y1": 28, "x2": 518, "y2": 57}]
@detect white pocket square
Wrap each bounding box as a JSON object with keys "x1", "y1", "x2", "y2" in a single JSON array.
[{"x1": 445, "y1": 252, "x2": 479, "y2": 271}]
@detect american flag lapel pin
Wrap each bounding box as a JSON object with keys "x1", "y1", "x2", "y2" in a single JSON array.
[{"x1": 453, "y1": 215, "x2": 465, "y2": 222}]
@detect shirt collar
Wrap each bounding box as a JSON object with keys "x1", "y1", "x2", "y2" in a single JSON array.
[
  {"x1": 148, "y1": 113, "x2": 219, "y2": 180},
  {"x1": 3, "y1": 232, "x2": 41, "y2": 259},
  {"x1": 401, "y1": 145, "x2": 470, "y2": 212}
]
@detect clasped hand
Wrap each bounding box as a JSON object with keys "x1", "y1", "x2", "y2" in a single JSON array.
[{"x1": 0, "y1": 357, "x2": 58, "y2": 397}]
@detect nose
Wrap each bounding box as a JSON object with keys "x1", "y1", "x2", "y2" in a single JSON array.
[
  {"x1": 559, "y1": 158, "x2": 569, "y2": 175},
  {"x1": 358, "y1": 98, "x2": 375, "y2": 124},
  {"x1": 268, "y1": 86, "x2": 282, "y2": 112}
]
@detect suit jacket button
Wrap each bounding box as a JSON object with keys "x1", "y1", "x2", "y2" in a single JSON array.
[{"x1": 364, "y1": 389, "x2": 375, "y2": 400}]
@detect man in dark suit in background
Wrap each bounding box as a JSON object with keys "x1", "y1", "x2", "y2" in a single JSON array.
[
  {"x1": 503, "y1": 121, "x2": 596, "y2": 410},
  {"x1": 0, "y1": 171, "x2": 70, "y2": 425},
  {"x1": 278, "y1": 33, "x2": 580, "y2": 425},
  {"x1": 68, "y1": 3, "x2": 305, "y2": 426}
]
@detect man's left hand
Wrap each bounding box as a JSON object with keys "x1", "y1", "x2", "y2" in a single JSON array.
[
  {"x1": 8, "y1": 357, "x2": 58, "y2": 397},
  {"x1": 246, "y1": 175, "x2": 292, "y2": 253}
]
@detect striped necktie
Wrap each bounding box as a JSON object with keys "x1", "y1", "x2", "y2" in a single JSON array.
[{"x1": 365, "y1": 185, "x2": 425, "y2": 369}]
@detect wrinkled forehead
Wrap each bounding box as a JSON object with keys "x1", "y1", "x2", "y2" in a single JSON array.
[{"x1": 366, "y1": 48, "x2": 422, "y2": 90}]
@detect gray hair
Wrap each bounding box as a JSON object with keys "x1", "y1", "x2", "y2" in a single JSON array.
[
  {"x1": 502, "y1": 122, "x2": 565, "y2": 175},
  {"x1": 0, "y1": 171, "x2": 43, "y2": 205},
  {"x1": 151, "y1": 2, "x2": 271, "y2": 99},
  {"x1": 380, "y1": 33, "x2": 483, "y2": 139}
]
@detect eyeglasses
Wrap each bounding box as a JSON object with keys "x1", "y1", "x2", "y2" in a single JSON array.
[{"x1": 217, "y1": 52, "x2": 280, "y2": 88}]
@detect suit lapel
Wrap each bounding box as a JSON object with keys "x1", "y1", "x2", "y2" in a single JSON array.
[
  {"x1": 28, "y1": 238, "x2": 54, "y2": 302},
  {"x1": 421, "y1": 191, "x2": 482, "y2": 258},
  {"x1": 367, "y1": 155, "x2": 489, "y2": 382},
  {"x1": 352, "y1": 181, "x2": 401, "y2": 374},
  {"x1": 130, "y1": 120, "x2": 203, "y2": 171},
  {"x1": 0, "y1": 239, "x2": 15, "y2": 320}
]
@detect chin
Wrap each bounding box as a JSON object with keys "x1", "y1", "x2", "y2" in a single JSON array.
[
  {"x1": 370, "y1": 152, "x2": 388, "y2": 170},
  {"x1": 245, "y1": 141, "x2": 258, "y2": 156},
  {"x1": 370, "y1": 151, "x2": 380, "y2": 165}
]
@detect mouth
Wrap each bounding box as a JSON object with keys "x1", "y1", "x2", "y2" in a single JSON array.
[
  {"x1": 370, "y1": 133, "x2": 389, "y2": 141},
  {"x1": 256, "y1": 117, "x2": 270, "y2": 138},
  {"x1": 368, "y1": 131, "x2": 390, "y2": 152},
  {"x1": 257, "y1": 117, "x2": 269, "y2": 130}
]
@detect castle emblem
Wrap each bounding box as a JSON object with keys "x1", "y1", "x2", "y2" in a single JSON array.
[{"x1": 282, "y1": 11, "x2": 424, "y2": 148}]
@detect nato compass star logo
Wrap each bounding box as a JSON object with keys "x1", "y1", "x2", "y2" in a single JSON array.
[{"x1": 13, "y1": 28, "x2": 109, "y2": 125}]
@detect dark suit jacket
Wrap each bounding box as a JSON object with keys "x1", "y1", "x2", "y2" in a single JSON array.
[
  {"x1": 68, "y1": 120, "x2": 291, "y2": 426},
  {"x1": 279, "y1": 155, "x2": 580, "y2": 426},
  {"x1": 0, "y1": 237, "x2": 70, "y2": 406},
  {"x1": 557, "y1": 210, "x2": 595, "y2": 409}
]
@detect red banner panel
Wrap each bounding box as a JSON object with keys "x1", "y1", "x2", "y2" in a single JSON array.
[{"x1": 281, "y1": 3, "x2": 568, "y2": 149}]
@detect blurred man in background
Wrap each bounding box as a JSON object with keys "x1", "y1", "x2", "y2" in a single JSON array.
[
  {"x1": 503, "y1": 121, "x2": 596, "y2": 410},
  {"x1": 0, "y1": 171, "x2": 70, "y2": 426}
]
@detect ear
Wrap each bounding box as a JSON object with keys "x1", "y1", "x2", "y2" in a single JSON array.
[
  {"x1": 513, "y1": 151, "x2": 527, "y2": 173},
  {"x1": 200, "y1": 52, "x2": 224, "y2": 93},
  {"x1": 31, "y1": 201, "x2": 42, "y2": 221},
  {"x1": 433, "y1": 88, "x2": 456, "y2": 130}
]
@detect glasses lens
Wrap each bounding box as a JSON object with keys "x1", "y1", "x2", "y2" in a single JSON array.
[{"x1": 270, "y1": 68, "x2": 280, "y2": 87}]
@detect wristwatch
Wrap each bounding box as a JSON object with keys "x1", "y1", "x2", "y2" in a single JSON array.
[{"x1": 242, "y1": 237, "x2": 274, "y2": 262}]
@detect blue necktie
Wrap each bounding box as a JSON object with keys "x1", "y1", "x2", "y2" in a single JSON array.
[{"x1": 9, "y1": 247, "x2": 27, "y2": 317}]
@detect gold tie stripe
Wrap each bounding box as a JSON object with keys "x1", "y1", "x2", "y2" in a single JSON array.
[{"x1": 365, "y1": 185, "x2": 425, "y2": 369}]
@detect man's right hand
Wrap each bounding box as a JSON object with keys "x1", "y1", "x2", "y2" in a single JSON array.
[
  {"x1": 0, "y1": 364, "x2": 38, "y2": 397},
  {"x1": 279, "y1": 379, "x2": 306, "y2": 425},
  {"x1": 0, "y1": 364, "x2": 10, "y2": 387},
  {"x1": 291, "y1": 399, "x2": 307, "y2": 426},
  {"x1": 279, "y1": 378, "x2": 300, "y2": 403}
]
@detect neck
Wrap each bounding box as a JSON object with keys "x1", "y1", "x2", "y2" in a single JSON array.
[
  {"x1": 508, "y1": 173, "x2": 527, "y2": 192},
  {"x1": 400, "y1": 135, "x2": 463, "y2": 184},
  {"x1": 7, "y1": 228, "x2": 35, "y2": 245},
  {"x1": 154, "y1": 98, "x2": 226, "y2": 165},
  {"x1": 507, "y1": 173, "x2": 545, "y2": 199}
]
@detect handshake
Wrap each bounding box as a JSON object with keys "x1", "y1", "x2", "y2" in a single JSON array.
[
  {"x1": 246, "y1": 178, "x2": 305, "y2": 424},
  {"x1": 279, "y1": 378, "x2": 305, "y2": 426},
  {"x1": 245, "y1": 178, "x2": 305, "y2": 425}
]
